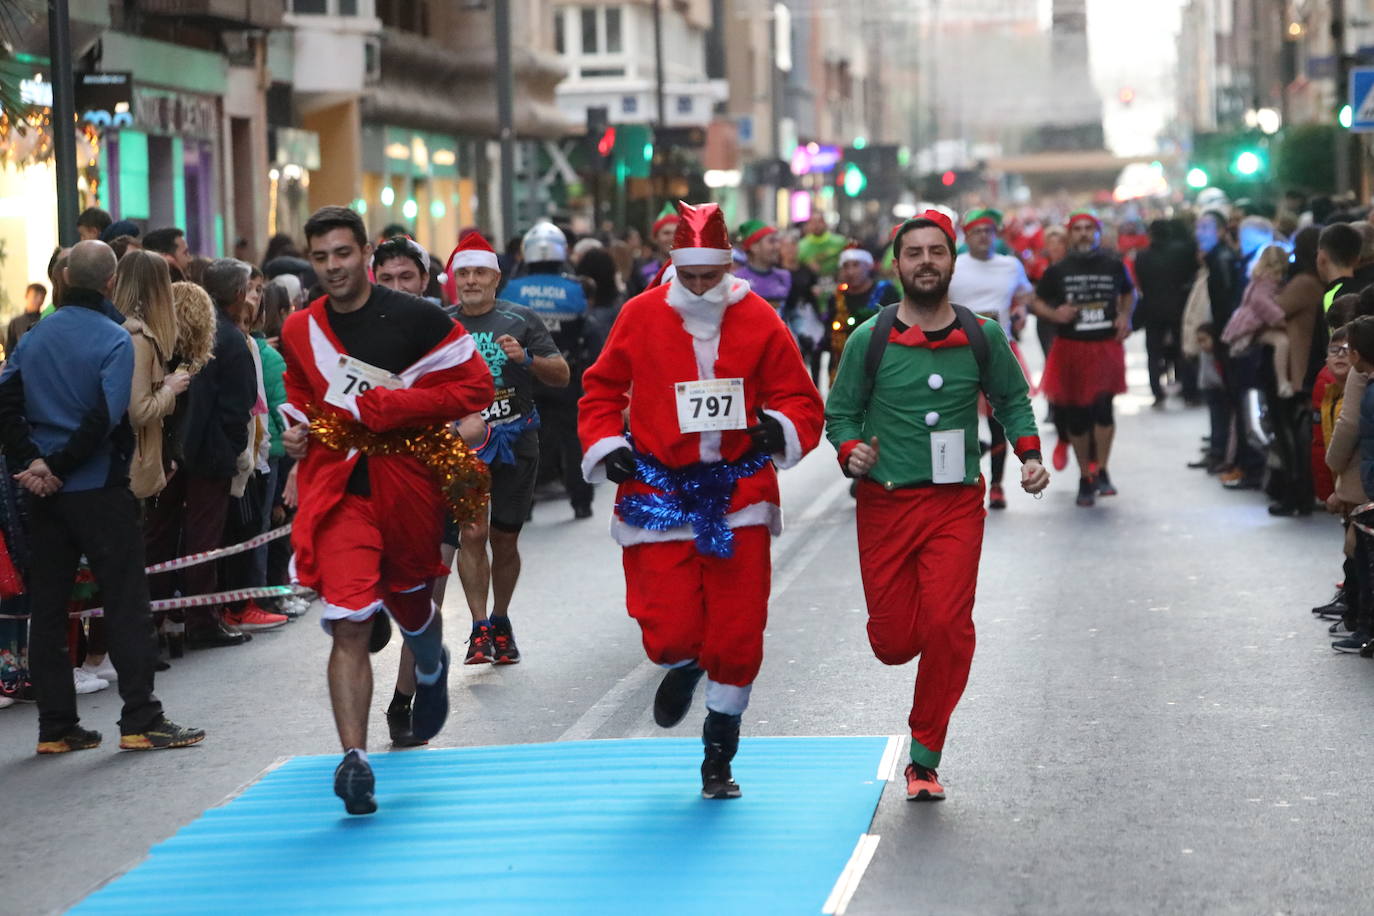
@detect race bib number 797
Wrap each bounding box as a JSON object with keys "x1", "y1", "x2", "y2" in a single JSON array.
[{"x1": 675, "y1": 378, "x2": 747, "y2": 434}]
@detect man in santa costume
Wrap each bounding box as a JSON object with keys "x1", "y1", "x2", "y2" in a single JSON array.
[
  {"x1": 579, "y1": 201, "x2": 824, "y2": 799},
  {"x1": 279, "y1": 205, "x2": 494, "y2": 815}
]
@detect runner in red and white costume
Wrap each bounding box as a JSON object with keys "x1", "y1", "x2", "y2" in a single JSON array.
[{"x1": 279, "y1": 206, "x2": 493, "y2": 815}]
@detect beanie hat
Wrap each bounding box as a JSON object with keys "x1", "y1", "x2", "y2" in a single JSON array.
[
  {"x1": 962, "y1": 207, "x2": 1004, "y2": 232},
  {"x1": 838, "y1": 244, "x2": 874, "y2": 268},
  {"x1": 1067, "y1": 210, "x2": 1101, "y2": 229},
  {"x1": 446, "y1": 232, "x2": 500, "y2": 272},
  {"x1": 670, "y1": 201, "x2": 733, "y2": 267}
]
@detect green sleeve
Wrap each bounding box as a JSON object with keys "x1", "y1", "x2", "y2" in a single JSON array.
[
  {"x1": 824, "y1": 322, "x2": 874, "y2": 452},
  {"x1": 980, "y1": 321, "x2": 1039, "y2": 455}
]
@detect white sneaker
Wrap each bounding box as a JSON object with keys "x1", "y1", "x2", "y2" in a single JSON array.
[
  {"x1": 82, "y1": 658, "x2": 117, "y2": 681},
  {"x1": 73, "y1": 667, "x2": 109, "y2": 695},
  {"x1": 0, "y1": 696, "x2": 13, "y2": 709}
]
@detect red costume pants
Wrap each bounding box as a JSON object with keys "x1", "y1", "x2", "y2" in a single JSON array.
[
  {"x1": 855, "y1": 479, "x2": 985, "y2": 769},
  {"x1": 622, "y1": 525, "x2": 771, "y2": 687}
]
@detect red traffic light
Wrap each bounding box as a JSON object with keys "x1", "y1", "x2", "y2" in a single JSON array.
[
  {"x1": 941, "y1": 170, "x2": 956, "y2": 187},
  {"x1": 597, "y1": 126, "x2": 617, "y2": 157}
]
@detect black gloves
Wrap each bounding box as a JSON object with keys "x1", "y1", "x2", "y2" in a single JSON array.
[
  {"x1": 604, "y1": 447, "x2": 638, "y2": 484},
  {"x1": 747, "y1": 411, "x2": 785, "y2": 454}
]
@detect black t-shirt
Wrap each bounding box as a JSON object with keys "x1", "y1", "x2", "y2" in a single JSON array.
[
  {"x1": 445, "y1": 300, "x2": 559, "y2": 426},
  {"x1": 893, "y1": 316, "x2": 958, "y2": 340},
  {"x1": 326, "y1": 285, "x2": 455, "y2": 494},
  {"x1": 1035, "y1": 251, "x2": 1134, "y2": 342}
]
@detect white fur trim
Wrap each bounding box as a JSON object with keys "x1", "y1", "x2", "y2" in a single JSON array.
[
  {"x1": 839, "y1": 248, "x2": 874, "y2": 268},
  {"x1": 307, "y1": 316, "x2": 360, "y2": 420},
  {"x1": 610, "y1": 503, "x2": 781, "y2": 547},
  {"x1": 449, "y1": 250, "x2": 500, "y2": 272},
  {"x1": 582, "y1": 435, "x2": 631, "y2": 484},
  {"x1": 399, "y1": 330, "x2": 478, "y2": 386},
  {"x1": 763, "y1": 408, "x2": 804, "y2": 470},
  {"x1": 671, "y1": 247, "x2": 733, "y2": 267},
  {"x1": 706, "y1": 680, "x2": 752, "y2": 716}
]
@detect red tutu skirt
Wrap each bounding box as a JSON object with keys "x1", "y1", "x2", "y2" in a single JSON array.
[{"x1": 1040, "y1": 337, "x2": 1127, "y2": 407}]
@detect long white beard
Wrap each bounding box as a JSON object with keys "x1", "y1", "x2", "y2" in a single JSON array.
[{"x1": 667, "y1": 274, "x2": 745, "y2": 340}]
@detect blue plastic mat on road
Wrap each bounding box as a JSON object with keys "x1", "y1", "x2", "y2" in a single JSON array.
[{"x1": 72, "y1": 736, "x2": 891, "y2": 915}]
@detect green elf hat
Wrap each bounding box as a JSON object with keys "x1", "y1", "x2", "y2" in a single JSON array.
[
  {"x1": 737, "y1": 219, "x2": 777, "y2": 251},
  {"x1": 962, "y1": 207, "x2": 1003, "y2": 232},
  {"x1": 651, "y1": 203, "x2": 680, "y2": 235},
  {"x1": 1067, "y1": 209, "x2": 1100, "y2": 229}
]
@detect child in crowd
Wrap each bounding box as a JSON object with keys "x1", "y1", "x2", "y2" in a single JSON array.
[
  {"x1": 1221, "y1": 244, "x2": 1293, "y2": 397},
  {"x1": 1195, "y1": 323, "x2": 1228, "y2": 473}
]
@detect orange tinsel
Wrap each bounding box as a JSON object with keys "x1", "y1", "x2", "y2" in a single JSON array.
[{"x1": 309, "y1": 410, "x2": 491, "y2": 524}]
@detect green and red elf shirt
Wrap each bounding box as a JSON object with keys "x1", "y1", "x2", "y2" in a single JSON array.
[{"x1": 825, "y1": 312, "x2": 1041, "y2": 487}]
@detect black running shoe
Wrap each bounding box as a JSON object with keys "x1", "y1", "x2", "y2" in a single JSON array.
[
  {"x1": 368, "y1": 613, "x2": 392, "y2": 654},
  {"x1": 1095, "y1": 468, "x2": 1117, "y2": 497},
  {"x1": 119, "y1": 716, "x2": 206, "y2": 751},
  {"x1": 1313, "y1": 591, "x2": 1346, "y2": 617},
  {"x1": 334, "y1": 750, "x2": 377, "y2": 815},
  {"x1": 37, "y1": 724, "x2": 102, "y2": 755},
  {"x1": 1333, "y1": 631, "x2": 1370, "y2": 654},
  {"x1": 701, "y1": 758, "x2": 742, "y2": 799},
  {"x1": 386, "y1": 705, "x2": 426, "y2": 748},
  {"x1": 491, "y1": 617, "x2": 521, "y2": 665},
  {"x1": 465, "y1": 623, "x2": 494, "y2": 665},
  {"x1": 411, "y1": 647, "x2": 451, "y2": 742},
  {"x1": 1076, "y1": 476, "x2": 1096, "y2": 507},
  {"x1": 653, "y1": 663, "x2": 705, "y2": 728}
]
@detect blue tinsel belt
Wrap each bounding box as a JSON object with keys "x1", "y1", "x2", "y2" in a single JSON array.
[
  {"x1": 615, "y1": 446, "x2": 771, "y2": 558},
  {"x1": 478, "y1": 410, "x2": 540, "y2": 466}
]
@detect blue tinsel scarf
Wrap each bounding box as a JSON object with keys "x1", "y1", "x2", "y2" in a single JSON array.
[{"x1": 616, "y1": 446, "x2": 771, "y2": 558}]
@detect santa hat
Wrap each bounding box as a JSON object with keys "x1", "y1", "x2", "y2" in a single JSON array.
[
  {"x1": 838, "y1": 243, "x2": 874, "y2": 269},
  {"x1": 962, "y1": 207, "x2": 1004, "y2": 232},
  {"x1": 891, "y1": 209, "x2": 957, "y2": 257},
  {"x1": 670, "y1": 201, "x2": 733, "y2": 267},
  {"x1": 738, "y1": 219, "x2": 776, "y2": 251},
  {"x1": 651, "y1": 203, "x2": 680, "y2": 236},
  {"x1": 446, "y1": 232, "x2": 500, "y2": 272},
  {"x1": 1067, "y1": 210, "x2": 1100, "y2": 230}
]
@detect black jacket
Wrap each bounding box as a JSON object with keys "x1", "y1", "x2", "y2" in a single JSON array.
[
  {"x1": 179, "y1": 310, "x2": 256, "y2": 479},
  {"x1": 1133, "y1": 240, "x2": 1197, "y2": 328},
  {"x1": 1203, "y1": 244, "x2": 1244, "y2": 330}
]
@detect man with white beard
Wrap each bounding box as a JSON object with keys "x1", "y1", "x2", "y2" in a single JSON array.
[{"x1": 578, "y1": 201, "x2": 825, "y2": 800}]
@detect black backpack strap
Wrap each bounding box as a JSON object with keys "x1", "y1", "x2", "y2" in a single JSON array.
[
  {"x1": 861, "y1": 304, "x2": 900, "y2": 403},
  {"x1": 951, "y1": 303, "x2": 990, "y2": 386}
]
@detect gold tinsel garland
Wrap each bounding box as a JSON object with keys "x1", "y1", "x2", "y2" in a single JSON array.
[{"x1": 309, "y1": 410, "x2": 491, "y2": 524}]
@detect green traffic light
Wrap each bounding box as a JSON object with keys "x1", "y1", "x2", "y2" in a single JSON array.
[
  {"x1": 842, "y1": 163, "x2": 867, "y2": 196},
  {"x1": 1233, "y1": 150, "x2": 1263, "y2": 177},
  {"x1": 1186, "y1": 167, "x2": 1209, "y2": 189},
  {"x1": 852, "y1": 136, "x2": 868, "y2": 150},
  {"x1": 642, "y1": 142, "x2": 653, "y2": 162},
  {"x1": 1341, "y1": 105, "x2": 1354, "y2": 129}
]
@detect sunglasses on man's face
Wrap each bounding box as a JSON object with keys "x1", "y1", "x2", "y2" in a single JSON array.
[{"x1": 1330, "y1": 345, "x2": 1351, "y2": 356}]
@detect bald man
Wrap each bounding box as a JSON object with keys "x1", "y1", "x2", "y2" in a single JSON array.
[{"x1": 0, "y1": 240, "x2": 205, "y2": 755}]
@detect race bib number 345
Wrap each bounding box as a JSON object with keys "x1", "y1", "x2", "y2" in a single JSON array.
[
  {"x1": 325, "y1": 355, "x2": 403, "y2": 411},
  {"x1": 675, "y1": 378, "x2": 747, "y2": 433}
]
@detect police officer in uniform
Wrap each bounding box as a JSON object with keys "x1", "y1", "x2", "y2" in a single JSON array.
[{"x1": 501, "y1": 223, "x2": 595, "y2": 519}]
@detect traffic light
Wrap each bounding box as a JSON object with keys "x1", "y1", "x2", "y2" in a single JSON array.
[
  {"x1": 596, "y1": 126, "x2": 616, "y2": 157},
  {"x1": 941, "y1": 170, "x2": 957, "y2": 187},
  {"x1": 841, "y1": 162, "x2": 867, "y2": 196},
  {"x1": 1186, "y1": 167, "x2": 1209, "y2": 189},
  {"x1": 1229, "y1": 146, "x2": 1267, "y2": 179}
]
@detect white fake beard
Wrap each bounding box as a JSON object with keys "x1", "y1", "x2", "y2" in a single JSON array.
[{"x1": 667, "y1": 274, "x2": 735, "y2": 340}]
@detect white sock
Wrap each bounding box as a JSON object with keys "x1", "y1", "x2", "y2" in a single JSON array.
[{"x1": 346, "y1": 748, "x2": 369, "y2": 763}]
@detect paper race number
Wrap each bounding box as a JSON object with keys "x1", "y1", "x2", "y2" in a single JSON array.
[
  {"x1": 675, "y1": 378, "x2": 747, "y2": 434},
  {"x1": 324, "y1": 355, "x2": 403, "y2": 411},
  {"x1": 481, "y1": 387, "x2": 522, "y2": 425},
  {"x1": 1074, "y1": 301, "x2": 1112, "y2": 333}
]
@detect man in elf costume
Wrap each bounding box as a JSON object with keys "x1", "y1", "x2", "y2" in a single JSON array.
[
  {"x1": 825, "y1": 211, "x2": 1050, "y2": 801},
  {"x1": 628, "y1": 205, "x2": 680, "y2": 297},
  {"x1": 579, "y1": 201, "x2": 824, "y2": 799},
  {"x1": 733, "y1": 220, "x2": 791, "y2": 311}
]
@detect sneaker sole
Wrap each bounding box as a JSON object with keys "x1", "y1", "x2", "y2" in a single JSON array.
[
  {"x1": 335, "y1": 775, "x2": 378, "y2": 815},
  {"x1": 702, "y1": 786, "x2": 742, "y2": 800},
  {"x1": 228, "y1": 621, "x2": 288, "y2": 632},
  {"x1": 119, "y1": 732, "x2": 206, "y2": 750},
  {"x1": 906, "y1": 788, "x2": 946, "y2": 801},
  {"x1": 464, "y1": 653, "x2": 491, "y2": 665},
  {"x1": 36, "y1": 739, "x2": 100, "y2": 754},
  {"x1": 493, "y1": 655, "x2": 520, "y2": 665},
  {"x1": 1332, "y1": 645, "x2": 1365, "y2": 654}
]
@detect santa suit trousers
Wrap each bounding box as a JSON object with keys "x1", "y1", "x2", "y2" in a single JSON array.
[
  {"x1": 855, "y1": 479, "x2": 986, "y2": 767},
  {"x1": 622, "y1": 525, "x2": 771, "y2": 688}
]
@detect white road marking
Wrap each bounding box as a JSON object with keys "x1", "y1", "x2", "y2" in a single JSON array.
[
  {"x1": 822, "y1": 833, "x2": 882, "y2": 915},
  {"x1": 876, "y1": 735, "x2": 902, "y2": 781}
]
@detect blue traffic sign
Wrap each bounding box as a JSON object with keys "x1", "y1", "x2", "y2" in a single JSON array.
[{"x1": 1350, "y1": 67, "x2": 1374, "y2": 132}]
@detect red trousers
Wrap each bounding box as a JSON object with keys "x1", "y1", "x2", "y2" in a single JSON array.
[
  {"x1": 622, "y1": 526, "x2": 771, "y2": 687},
  {"x1": 856, "y1": 479, "x2": 985, "y2": 767}
]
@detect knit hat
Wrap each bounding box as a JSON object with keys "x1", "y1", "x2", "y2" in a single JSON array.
[
  {"x1": 738, "y1": 220, "x2": 776, "y2": 251},
  {"x1": 100, "y1": 219, "x2": 140, "y2": 242},
  {"x1": 670, "y1": 201, "x2": 733, "y2": 267},
  {"x1": 1067, "y1": 210, "x2": 1100, "y2": 229},
  {"x1": 446, "y1": 231, "x2": 500, "y2": 272},
  {"x1": 962, "y1": 207, "x2": 1003, "y2": 232},
  {"x1": 651, "y1": 203, "x2": 680, "y2": 236}
]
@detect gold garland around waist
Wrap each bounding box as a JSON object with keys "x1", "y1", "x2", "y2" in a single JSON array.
[{"x1": 309, "y1": 408, "x2": 491, "y2": 525}]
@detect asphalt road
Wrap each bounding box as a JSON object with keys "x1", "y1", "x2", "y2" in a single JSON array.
[{"x1": 0, "y1": 342, "x2": 1360, "y2": 915}]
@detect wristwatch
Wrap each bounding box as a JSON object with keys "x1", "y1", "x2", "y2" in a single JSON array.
[{"x1": 521, "y1": 350, "x2": 534, "y2": 366}]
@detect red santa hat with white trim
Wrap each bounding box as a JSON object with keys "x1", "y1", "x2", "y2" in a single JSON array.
[
  {"x1": 670, "y1": 200, "x2": 733, "y2": 267},
  {"x1": 446, "y1": 231, "x2": 500, "y2": 273}
]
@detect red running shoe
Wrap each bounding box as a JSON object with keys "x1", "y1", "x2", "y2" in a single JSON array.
[
  {"x1": 904, "y1": 763, "x2": 945, "y2": 801},
  {"x1": 465, "y1": 623, "x2": 494, "y2": 664},
  {"x1": 1052, "y1": 439, "x2": 1069, "y2": 471},
  {"x1": 222, "y1": 603, "x2": 288, "y2": 631},
  {"x1": 988, "y1": 484, "x2": 1007, "y2": 510}
]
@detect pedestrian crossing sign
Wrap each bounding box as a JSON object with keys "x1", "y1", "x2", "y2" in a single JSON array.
[{"x1": 1350, "y1": 68, "x2": 1374, "y2": 132}]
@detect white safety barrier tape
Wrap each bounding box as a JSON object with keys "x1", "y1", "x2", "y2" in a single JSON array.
[
  {"x1": 74, "y1": 585, "x2": 305, "y2": 619},
  {"x1": 143, "y1": 524, "x2": 293, "y2": 575}
]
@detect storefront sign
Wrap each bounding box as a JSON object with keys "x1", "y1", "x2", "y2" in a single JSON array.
[
  {"x1": 272, "y1": 127, "x2": 320, "y2": 169},
  {"x1": 77, "y1": 72, "x2": 134, "y2": 128},
  {"x1": 134, "y1": 88, "x2": 217, "y2": 140}
]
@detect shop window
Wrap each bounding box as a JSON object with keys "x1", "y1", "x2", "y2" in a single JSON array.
[
  {"x1": 291, "y1": 0, "x2": 327, "y2": 13},
  {"x1": 583, "y1": 67, "x2": 625, "y2": 78},
  {"x1": 116, "y1": 131, "x2": 150, "y2": 221}
]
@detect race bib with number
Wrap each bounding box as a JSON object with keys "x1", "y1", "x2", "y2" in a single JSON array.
[
  {"x1": 324, "y1": 355, "x2": 403, "y2": 412},
  {"x1": 1073, "y1": 300, "x2": 1112, "y2": 333},
  {"x1": 930, "y1": 429, "x2": 965, "y2": 484},
  {"x1": 675, "y1": 378, "x2": 747, "y2": 434},
  {"x1": 481, "y1": 386, "x2": 523, "y2": 425}
]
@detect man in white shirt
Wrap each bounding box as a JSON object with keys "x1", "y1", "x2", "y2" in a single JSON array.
[{"x1": 948, "y1": 208, "x2": 1034, "y2": 509}]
